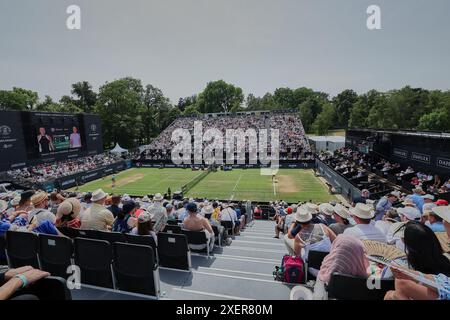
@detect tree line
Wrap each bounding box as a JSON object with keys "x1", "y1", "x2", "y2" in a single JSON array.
[{"x1": 1, "y1": 78, "x2": 449, "y2": 148}]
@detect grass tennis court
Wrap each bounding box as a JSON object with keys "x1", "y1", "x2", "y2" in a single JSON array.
[{"x1": 72, "y1": 168, "x2": 335, "y2": 203}]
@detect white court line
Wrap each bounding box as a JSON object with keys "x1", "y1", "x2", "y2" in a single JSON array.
[
  {"x1": 172, "y1": 288, "x2": 254, "y2": 300},
  {"x1": 196, "y1": 266, "x2": 274, "y2": 278},
  {"x1": 230, "y1": 174, "x2": 243, "y2": 200},
  {"x1": 190, "y1": 253, "x2": 279, "y2": 264}
]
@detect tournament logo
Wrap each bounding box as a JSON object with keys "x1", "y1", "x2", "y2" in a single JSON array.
[
  {"x1": 0, "y1": 125, "x2": 12, "y2": 136},
  {"x1": 90, "y1": 124, "x2": 97, "y2": 132}
]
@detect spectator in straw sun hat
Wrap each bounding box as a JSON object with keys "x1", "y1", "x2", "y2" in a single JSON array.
[
  {"x1": 55, "y1": 198, "x2": 82, "y2": 229},
  {"x1": 147, "y1": 193, "x2": 167, "y2": 233},
  {"x1": 284, "y1": 206, "x2": 336, "y2": 257},
  {"x1": 423, "y1": 207, "x2": 446, "y2": 233},
  {"x1": 28, "y1": 191, "x2": 55, "y2": 225},
  {"x1": 329, "y1": 203, "x2": 352, "y2": 235},
  {"x1": 80, "y1": 189, "x2": 114, "y2": 231},
  {"x1": 344, "y1": 203, "x2": 387, "y2": 242},
  {"x1": 431, "y1": 206, "x2": 450, "y2": 238},
  {"x1": 317, "y1": 203, "x2": 336, "y2": 226}
]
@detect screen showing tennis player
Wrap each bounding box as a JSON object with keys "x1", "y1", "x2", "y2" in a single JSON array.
[
  {"x1": 70, "y1": 126, "x2": 82, "y2": 148},
  {"x1": 37, "y1": 127, "x2": 55, "y2": 153}
]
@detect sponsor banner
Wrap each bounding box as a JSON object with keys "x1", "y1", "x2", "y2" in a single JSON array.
[
  {"x1": 40, "y1": 182, "x2": 55, "y2": 193},
  {"x1": 393, "y1": 148, "x2": 408, "y2": 159},
  {"x1": 437, "y1": 157, "x2": 450, "y2": 169},
  {"x1": 52, "y1": 161, "x2": 127, "y2": 189},
  {"x1": 411, "y1": 152, "x2": 431, "y2": 164},
  {"x1": 0, "y1": 111, "x2": 28, "y2": 171},
  {"x1": 104, "y1": 167, "x2": 114, "y2": 175},
  {"x1": 132, "y1": 160, "x2": 315, "y2": 169}
]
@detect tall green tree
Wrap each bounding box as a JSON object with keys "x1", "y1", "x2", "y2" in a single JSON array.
[
  {"x1": 273, "y1": 87, "x2": 295, "y2": 109},
  {"x1": 333, "y1": 89, "x2": 358, "y2": 127},
  {"x1": 142, "y1": 84, "x2": 171, "y2": 143},
  {"x1": 196, "y1": 80, "x2": 244, "y2": 113},
  {"x1": 312, "y1": 103, "x2": 336, "y2": 135},
  {"x1": 95, "y1": 77, "x2": 145, "y2": 148},
  {"x1": 0, "y1": 88, "x2": 38, "y2": 110},
  {"x1": 349, "y1": 90, "x2": 381, "y2": 128},
  {"x1": 71, "y1": 81, "x2": 97, "y2": 113}
]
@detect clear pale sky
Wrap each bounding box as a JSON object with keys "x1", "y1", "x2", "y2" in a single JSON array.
[{"x1": 1, "y1": 0, "x2": 449, "y2": 103}]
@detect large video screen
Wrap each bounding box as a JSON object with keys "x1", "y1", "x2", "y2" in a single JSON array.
[
  {"x1": 0, "y1": 111, "x2": 103, "y2": 171},
  {"x1": 32, "y1": 113, "x2": 83, "y2": 156},
  {"x1": 36, "y1": 125, "x2": 83, "y2": 154}
]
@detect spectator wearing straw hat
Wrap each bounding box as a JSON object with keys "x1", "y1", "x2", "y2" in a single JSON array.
[
  {"x1": 284, "y1": 206, "x2": 336, "y2": 256},
  {"x1": 329, "y1": 203, "x2": 352, "y2": 235},
  {"x1": 28, "y1": 192, "x2": 55, "y2": 225},
  {"x1": 80, "y1": 189, "x2": 114, "y2": 231},
  {"x1": 317, "y1": 203, "x2": 336, "y2": 226},
  {"x1": 424, "y1": 209, "x2": 446, "y2": 233},
  {"x1": 55, "y1": 198, "x2": 82, "y2": 229},
  {"x1": 344, "y1": 203, "x2": 387, "y2": 242},
  {"x1": 431, "y1": 206, "x2": 450, "y2": 238},
  {"x1": 147, "y1": 193, "x2": 167, "y2": 233}
]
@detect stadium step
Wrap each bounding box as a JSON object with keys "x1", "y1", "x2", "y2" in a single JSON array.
[{"x1": 156, "y1": 219, "x2": 289, "y2": 300}]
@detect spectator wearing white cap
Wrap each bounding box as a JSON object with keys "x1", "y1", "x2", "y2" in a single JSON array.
[
  {"x1": 398, "y1": 205, "x2": 422, "y2": 222},
  {"x1": 131, "y1": 211, "x2": 157, "y2": 244},
  {"x1": 344, "y1": 203, "x2": 387, "y2": 242},
  {"x1": 80, "y1": 189, "x2": 114, "y2": 231}
]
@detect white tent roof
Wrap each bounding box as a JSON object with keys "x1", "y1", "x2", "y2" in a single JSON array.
[{"x1": 110, "y1": 143, "x2": 128, "y2": 154}]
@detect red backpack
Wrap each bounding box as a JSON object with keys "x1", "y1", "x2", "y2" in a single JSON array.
[{"x1": 281, "y1": 255, "x2": 304, "y2": 284}]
